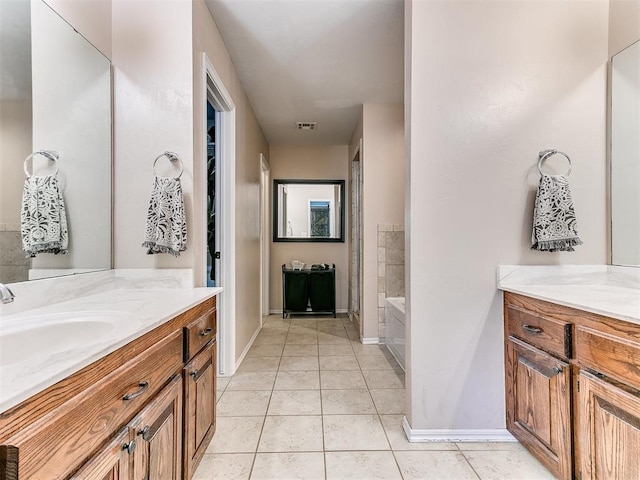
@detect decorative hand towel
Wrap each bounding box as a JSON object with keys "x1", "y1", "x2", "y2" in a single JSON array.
[
  {"x1": 142, "y1": 176, "x2": 187, "y2": 256},
  {"x1": 21, "y1": 174, "x2": 69, "y2": 257},
  {"x1": 531, "y1": 174, "x2": 582, "y2": 252}
]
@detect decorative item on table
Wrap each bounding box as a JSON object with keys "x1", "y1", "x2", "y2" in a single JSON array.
[
  {"x1": 142, "y1": 151, "x2": 187, "y2": 256},
  {"x1": 531, "y1": 149, "x2": 582, "y2": 252},
  {"x1": 291, "y1": 260, "x2": 305, "y2": 270},
  {"x1": 21, "y1": 150, "x2": 69, "y2": 257}
]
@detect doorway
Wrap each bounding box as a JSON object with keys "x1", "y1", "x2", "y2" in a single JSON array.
[
  {"x1": 202, "y1": 53, "x2": 236, "y2": 376},
  {"x1": 260, "y1": 154, "x2": 270, "y2": 318},
  {"x1": 350, "y1": 142, "x2": 363, "y2": 337}
]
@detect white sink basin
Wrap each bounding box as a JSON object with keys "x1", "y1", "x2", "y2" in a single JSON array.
[{"x1": 0, "y1": 311, "x2": 138, "y2": 367}]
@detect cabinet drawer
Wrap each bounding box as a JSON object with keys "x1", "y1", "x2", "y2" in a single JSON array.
[
  {"x1": 184, "y1": 307, "x2": 216, "y2": 361},
  {"x1": 577, "y1": 326, "x2": 640, "y2": 391},
  {"x1": 506, "y1": 305, "x2": 572, "y2": 359},
  {"x1": 0, "y1": 331, "x2": 183, "y2": 480}
]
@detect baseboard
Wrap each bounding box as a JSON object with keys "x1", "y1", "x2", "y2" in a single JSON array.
[
  {"x1": 402, "y1": 417, "x2": 517, "y2": 442},
  {"x1": 234, "y1": 324, "x2": 261, "y2": 373},
  {"x1": 361, "y1": 337, "x2": 380, "y2": 345}
]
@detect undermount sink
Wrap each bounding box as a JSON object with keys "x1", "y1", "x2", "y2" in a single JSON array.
[{"x1": 0, "y1": 311, "x2": 138, "y2": 367}]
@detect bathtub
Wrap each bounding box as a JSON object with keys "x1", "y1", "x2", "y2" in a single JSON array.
[{"x1": 385, "y1": 297, "x2": 405, "y2": 371}]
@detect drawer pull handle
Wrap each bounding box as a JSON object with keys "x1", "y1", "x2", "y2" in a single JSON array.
[
  {"x1": 552, "y1": 366, "x2": 563, "y2": 375},
  {"x1": 123, "y1": 381, "x2": 149, "y2": 401},
  {"x1": 122, "y1": 440, "x2": 136, "y2": 455},
  {"x1": 523, "y1": 325, "x2": 542, "y2": 334},
  {"x1": 200, "y1": 327, "x2": 213, "y2": 337}
]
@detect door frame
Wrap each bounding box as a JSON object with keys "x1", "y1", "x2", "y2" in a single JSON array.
[
  {"x1": 260, "y1": 153, "x2": 270, "y2": 318},
  {"x1": 202, "y1": 53, "x2": 236, "y2": 376}
]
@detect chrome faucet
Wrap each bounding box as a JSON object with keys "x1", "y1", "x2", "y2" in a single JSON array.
[{"x1": 0, "y1": 283, "x2": 15, "y2": 304}]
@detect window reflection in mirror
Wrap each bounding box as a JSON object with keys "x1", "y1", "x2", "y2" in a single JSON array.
[{"x1": 273, "y1": 180, "x2": 345, "y2": 242}]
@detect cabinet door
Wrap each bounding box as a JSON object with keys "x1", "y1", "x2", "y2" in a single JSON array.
[
  {"x1": 579, "y1": 371, "x2": 640, "y2": 480},
  {"x1": 505, "y1": 336, "x2": 572, "y2": 480},
  {"x1": 183, "y1": 340, "x2": 216, "y2": 480},
  {"x1": 69, "y1": 428, "x2": 132, "y2": 480},
  {"x1": 129, "y1": 374, "x2": 183, "y2": 480}
]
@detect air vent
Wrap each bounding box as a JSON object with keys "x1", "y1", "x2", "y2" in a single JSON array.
[{"x1": 296, "y1": 122, "x2": 317, "y2": 130}]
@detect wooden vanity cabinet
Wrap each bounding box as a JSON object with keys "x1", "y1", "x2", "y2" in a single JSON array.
[
  {"x1": 504, "y1": 292, "x2": 640, "y2": 480},
  {"x1": 0, "y1": 295, "x2": 217, "y2": 480}
]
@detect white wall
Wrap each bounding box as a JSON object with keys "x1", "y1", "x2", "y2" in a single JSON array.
[
  {"x1": 269, "y1": 145, "x2": 349, "y2": 312},
  {"x1": 405, "y1": 0, "x2": 608, "y2": 433},
  {"x1": 349, "y1": 103, "x2": 405, "y2": 341},
  {"x1": 112, "y1": 0, "x2": 194, "y2": 272},
  {"x1": 31, "y1": 0, "x2": 111, "y2": 271}
]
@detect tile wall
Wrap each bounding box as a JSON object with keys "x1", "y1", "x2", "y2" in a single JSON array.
[
  {"x1": 377, "y1": 225, "x2": 404, "y2": 340},
  {"x1": 0, "y1": 224, "x2": 30, "y2": 283}
]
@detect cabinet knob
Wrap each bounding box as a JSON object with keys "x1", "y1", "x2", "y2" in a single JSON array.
[
  {"x1": 138, "y1": 425, "x2": 150, "y2": 440},
  {"x1": 200, "y1": 327, "x2": 213, "y2": 337},
  {"x1": 122, "y1": 440, "x2": 136, "y2": 455},
  {"x1": 552, "y1": 366, "x2": 563, "y2": 375},
  {"x1": 190, "y1": 369, "x2": 199, "y2": 378}
]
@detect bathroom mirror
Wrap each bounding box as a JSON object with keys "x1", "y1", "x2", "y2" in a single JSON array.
[
  {"x1": 611, "y1": 39, "x2": 640, "y2": 267},
  {"x1": 273, "y1": 179, "x2": 345, "y2": 242},
  {"x1": 0, "y1": 0, "x2": 112, "y2": 283}
]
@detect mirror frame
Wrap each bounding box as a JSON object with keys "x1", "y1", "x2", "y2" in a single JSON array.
[{"x1": 273, "y1": 179, "x2": 345, "y2": 243}]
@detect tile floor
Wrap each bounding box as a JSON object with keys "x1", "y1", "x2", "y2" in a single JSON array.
[{"x1": 194, "y1": 315, "x2": 554, "y2": 480}]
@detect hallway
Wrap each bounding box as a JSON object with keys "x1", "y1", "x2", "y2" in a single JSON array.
[{"x1": 194, "y1": 315, "x2": 552, "y2": 480}]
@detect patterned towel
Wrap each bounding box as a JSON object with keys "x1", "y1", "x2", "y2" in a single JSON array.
[
  {"x1": 142, "y1": 176, "x2": 187, "y2": 256},
  {"x1": 21, "y1": 175, "x2": 69, "y2": 257},
  {"x1": 531, "y1": 174, "x2": 582, "y2": 252}
]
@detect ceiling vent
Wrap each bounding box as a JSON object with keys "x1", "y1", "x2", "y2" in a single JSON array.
[{"x1": 296, "y1": 122, "x2": 317, "y2": 131}]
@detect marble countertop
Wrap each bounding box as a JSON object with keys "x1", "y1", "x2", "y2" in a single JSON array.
[
  {"x1": 0, "y1": 285, "x2": 222, "y2": 413},
  {"x1": 497, "y1": 265, "x2": 640, "y2": 325}
]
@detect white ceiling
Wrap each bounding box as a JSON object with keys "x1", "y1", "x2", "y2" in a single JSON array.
[{"x1": 204, "y1": 0, "x2": 404, "y2": 146}]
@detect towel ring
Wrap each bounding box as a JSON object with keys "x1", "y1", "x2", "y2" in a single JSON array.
[
  {"x1": 153, "y1": 151, "x2": 184, "y2": 178},
  {"x1": 23, "y1": 150, "x2": 59, "y2": 178},
  {"x1": 538, "y1": 149, "x2": 572, "y2": 176}
]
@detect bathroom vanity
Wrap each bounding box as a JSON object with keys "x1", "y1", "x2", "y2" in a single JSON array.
[
  {"x1": 500, "y1": 267, "x2": 640, "y2": 480},
  {"x1": 0, "y1": 288, "x2": 220, "y2": 480}
]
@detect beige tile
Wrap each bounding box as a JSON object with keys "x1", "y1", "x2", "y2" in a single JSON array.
[
  {"x1": 258, "y1": 416, "x2": 324, "y2": 452},
  {"x1": 217, "y1": 390, "x2": 272, "y2": 417},
  {"x1": 344, "y1": 327, "x2": 360, "y2": 341},
  {"x1": 251, "y1": 453, "x2": 325, "y2": 480},
  {"x1": 463, "y1": 450, "x2": 555, "y2": 479},
  {"x1": 350, "y1": 342, "x2": 387, "y2": 356},
  {"x1": 278, "y1": 356, "x2": 319, "y2": 371},
  {"x1": 319, "y1": 344, "x2": 354, "y2": 356},
  {"x1": 394, "y1": 451, "x2": 479, "y2": 479},
  {"x1": 323, "y1": 415, "x2": 390, "y2": 451},
  {"x1": 456, "y1": 442, "x2": 525, "y2": 451},
  {"x1": 321, "y1": 371, "x2": 367, "y2": 390},
  {"x1": 274, "y1": 371, "x2": 320, "y2": 390},
  {"x1": 321, "y1": 389, "x2": 376, "y2": 415},
  {"x1": 380, "y1": 415, "x2": 457, "y2": 451},
  {"x1": 206, "y1": 417, "x2": 264, "y2": 453},
  {"x1": 254, "y1": 331, "x2": 288, "y2": 345},
  {"x1": 192, "y1": 453, "x2": 253, "y2": 480},
  {"x1": 217, "y1": 376, "x2": 231, "y2": 391},
  {"x1": 370, "y1": 389, "x2": 406, "y2": 414},
  {"x1": 325, "y1": 451, "x2": 402, "y2": 480},
  {"x1": 282, "y1": 344, "x2": 318, "y2": 356},
  {"x1": 317, "y1": 320, "x2": 346, "y2": 329},
  {"x1": 226, "y1": 371, "x2": 277, "y2": 391},
  {"x1": 267, "y1": 390, "x2": 322, "y2": 415},
  {"x1": 317, "y1": 332, "x2": 350, "y2": 345},
  {"x1": 289, "y1": 320, "x2": 317, "y2": 328},
  {"x1": 236, "y1": 356, "x2": 281, "y2": 372},
  {"x1": 246, "y1": 344, "x2": 285, "y2": 357},
  {"x1": 386, "y1": 265, "x2": 405, "y2": 297},
  {"x1": 362, "y1": 370, "x2": 404, "y2": 389},
  {"x1": 286, "y1": 331, "x2": 318, "y2": 344},
  {"x1": 357, "y1": 354, "x2": 399, "y2": 371},
  {"x1": 319, "y1": 355, "x2": 360, "y2": 371}
]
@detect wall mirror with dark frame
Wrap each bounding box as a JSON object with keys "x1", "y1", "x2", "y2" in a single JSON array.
[{"x1": 273, "y1": 179, "x2": 345, "y2": 242}]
